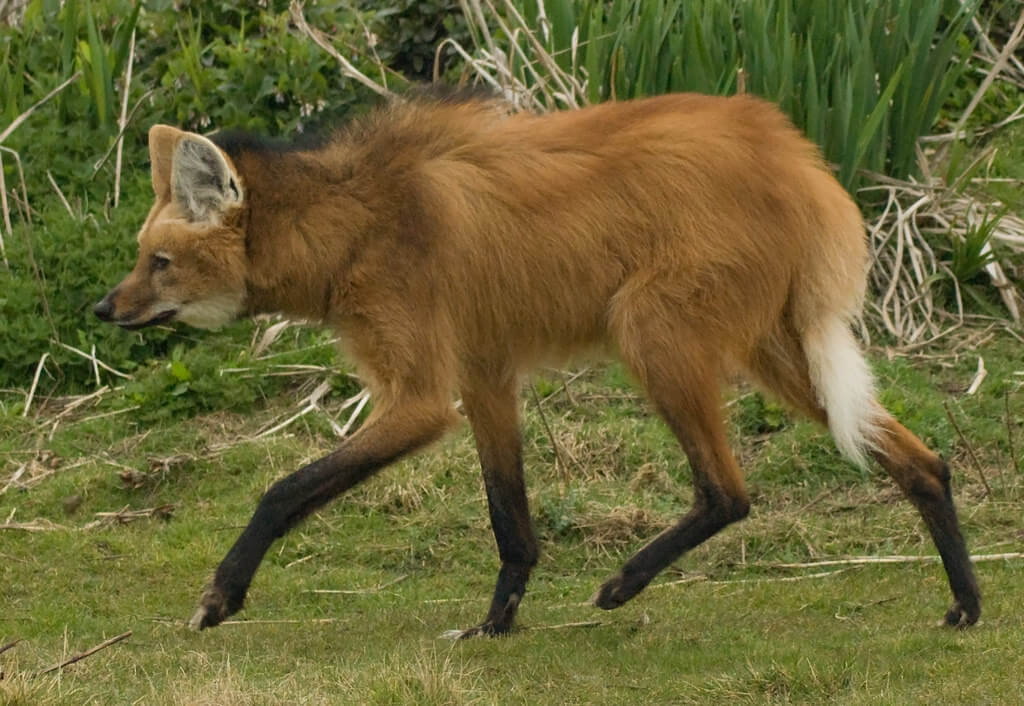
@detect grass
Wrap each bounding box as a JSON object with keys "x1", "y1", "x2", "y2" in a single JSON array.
[{"x1": 2, "y1": 329, "x2": 1022, "y2": 704}]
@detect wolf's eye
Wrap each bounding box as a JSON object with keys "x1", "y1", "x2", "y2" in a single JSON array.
[{"x1": 151, "y1": 254, "x2": 171, "y2": 272}]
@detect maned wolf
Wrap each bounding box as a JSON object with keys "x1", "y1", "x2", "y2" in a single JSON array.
[{"x1": 94, "y1": 90, "x2": 980, "y2": 636}]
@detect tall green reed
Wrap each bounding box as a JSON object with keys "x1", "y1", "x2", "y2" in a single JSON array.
[{"x1": 490, "y1": 0, "x2": 978, "y2": 191}]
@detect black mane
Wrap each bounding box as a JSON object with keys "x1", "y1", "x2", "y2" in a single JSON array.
[
  {"x1": 209, "y1": 128, "x2": 331, "y2": 159},
  {"x1": 208, "y1": 82, "x2": 498, "y2": 159}
]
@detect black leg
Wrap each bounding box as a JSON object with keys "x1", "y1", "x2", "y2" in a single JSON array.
[
  {"x1": 871, "y1": 417, "x2": 980, "y2": 627},
  {"x1": 452, "y1": 380, "x2": 538, "y2": 638},
  {"x1": 592, "y1": 346, "x2": 750, "y2": 610},
  {"x1": 592, "y1": 481, "x2": 748, "y2": 609},
  {"x1": 189, "y1": 401, "x2": 456, "y2": 629},
  {"x1": 924, "y1": 478, "x2": 981, "y2": 627}
]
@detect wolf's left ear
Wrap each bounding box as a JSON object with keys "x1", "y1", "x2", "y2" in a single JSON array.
[{"x1": 171, "y1": 133, "x2": 244, "y2": 222}]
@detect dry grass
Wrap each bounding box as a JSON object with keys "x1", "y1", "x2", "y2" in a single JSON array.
[
  {"x1": 362, "y1": 470, "x2": 452, "y2": 514},
  {"x1": 155, "y1": 653, "x2": 336, "y2": 706},
  {"x1": 628, "y1": 462, "x2": 681, "y2": 496},
  {"x1": 360, "y1": 649, "x2": 493, "y2": 705},
  {"x1": 122, "y1": 645, "x2": 493, "y2": 706},
  {"x1": 573, "y1": 503, "x2": 669, "y2": 553},
  {"x1": 0, "y1": 661, "x2": 64, "y2": 706},
  {"x1": 864, "y1": 175, "x2": 1024, "y2": 344}
]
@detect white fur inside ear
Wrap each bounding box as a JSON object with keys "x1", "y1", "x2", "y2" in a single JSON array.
[{"x1": 171, "y1": 135, "x2": 243, "y2": 222}]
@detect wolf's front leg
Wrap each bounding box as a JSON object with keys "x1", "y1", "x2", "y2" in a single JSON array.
[{"x1": 189, "y1": 399, "x2": 457, "y2": 629}]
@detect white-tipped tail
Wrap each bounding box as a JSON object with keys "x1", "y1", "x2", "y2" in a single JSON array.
[{"x1": 803, "y1": 316, "x2": 882, "y2": 468}]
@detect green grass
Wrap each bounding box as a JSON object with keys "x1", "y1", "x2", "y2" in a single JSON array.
[{"x1": 2, "y1": 332, "x2": 1022, "y2": 704}]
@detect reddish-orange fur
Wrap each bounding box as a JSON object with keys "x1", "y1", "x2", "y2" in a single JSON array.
[
  {"x1": 96, "y1": 91, "x2": 979, "y2": 635},
  {"x1": 239, "y1": 95, "x2": 863, "y2": 397}
]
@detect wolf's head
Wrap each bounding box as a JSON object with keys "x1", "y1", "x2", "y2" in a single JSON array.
[{"x1": 94, "y1": 125, "x2": 248, "y2": 330}]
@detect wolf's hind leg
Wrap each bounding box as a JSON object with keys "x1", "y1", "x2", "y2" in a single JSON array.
[{"x1": 594, "y1": 308, "x2": 750, "y2": 609}]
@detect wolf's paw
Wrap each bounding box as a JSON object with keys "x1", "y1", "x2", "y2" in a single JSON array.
[
  {"x1": 439, "y1": 620, "x2": 512, "y2": 641},
  {"x1": 591, "y1": 571, "x2": 649, "y2": 610},
  {"x1": 942, "y1": 599, "x2": 980, "y2": 629},
  {"x1": 188, "y1": 586, "x2": 240, "y2": 630}
]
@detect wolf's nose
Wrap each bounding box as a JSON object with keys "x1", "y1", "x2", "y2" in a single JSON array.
[{"x1": 93, "y1": 297, "x2": 115, "y2": 321}]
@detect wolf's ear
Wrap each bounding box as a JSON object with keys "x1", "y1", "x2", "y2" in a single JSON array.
[
  {"x1": 169, "y1": 133, "x2": 244, "y2": 222},
  {"x1": 149, "y1": 124, "x2": 183, "y2": 197}
]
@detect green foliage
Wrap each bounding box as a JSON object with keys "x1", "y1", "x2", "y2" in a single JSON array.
[
  {"x1": 733, "y1": 393, "x2": 789, "y2": 436},
  {"x1": 937, "y1": 207, "x2": 1010, "y2": 316},
  {"x1": 79, "y1": 0, "x2": 141, "y2": 128},
  {"x1": 359, "y1": 0, "x2": 471, "y2": 81},
  {"x1": 117, "y1": 333, "x2": 359, "y2": 425},
  {"x1": 949, "y1": 209, "x2": 1004, "y2": 284},
  {"x1": 2, "y1": 0, "x2": 146, "y2": 204},
  {"x1": 505, "y1": 0, "x2": 979, "y2": 191},
  {"x1": 982, "y1": 119, "x2": 1024, "y2": 210},
  {"x1": 1, "y1": 0, "x2": 385, "y2": 189},
  {"x1": 16, "y1": 0, "x2": 142, "y2": 129},
  {"x1": 536, "y1": 488, "x2": 584, "y2": 539},
  {"x1": 0, "y1": 188, "x2": 170, "y2": 390},
  {"x1": 0, "y1": 0, "x2": 387, "y2": 392},
  {"x1": 139, "y1": 0, "x2": 379, "y2": 135}
]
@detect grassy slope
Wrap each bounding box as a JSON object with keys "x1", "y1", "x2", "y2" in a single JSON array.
[{"x1": 1, "y1": 330, "x2": 1022, "y2": 704}]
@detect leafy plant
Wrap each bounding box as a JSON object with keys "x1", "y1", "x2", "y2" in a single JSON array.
[
  {"x1": 139, "y1": 0, "x2": 381, "y2": 135},
  {"x1": 949, "y1": 209, "x2": 1005, "y2": 284},
  {"x1": 358, "y1": 0, "x2": 472, "y2": 80},
  {"x1": 13, "y1": 0, "x2": 141, "y2": 130},
  {"x1": 0, "y1": 196, "x2": 177, "y2": 390},
  {"x1": 937, "y1": 207, "x2": 1011, "y2": 317},
  {"x1": 734, "y1": 393, "x2": 789, "y2": 436},
  {"x1": 77, "y1": 0, "x2": 140, "y2": 128}
]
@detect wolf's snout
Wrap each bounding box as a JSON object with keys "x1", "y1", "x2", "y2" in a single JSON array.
[{"x1": 93, "y1": 294, "x2": 115, "y2": 322}]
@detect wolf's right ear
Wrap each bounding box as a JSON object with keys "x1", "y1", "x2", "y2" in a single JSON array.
[{"x1": 149, "y1": 124, "x2": 184, "y2": 197}]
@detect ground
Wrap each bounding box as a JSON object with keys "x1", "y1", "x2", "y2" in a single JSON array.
[{"x1": 1, "y1": 328, "x2": 1022, "y2": 704}]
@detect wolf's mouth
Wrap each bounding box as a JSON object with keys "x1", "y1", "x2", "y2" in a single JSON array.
[{"x1": 117, "y1": 309, "x2": 177, "y2": 330}]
